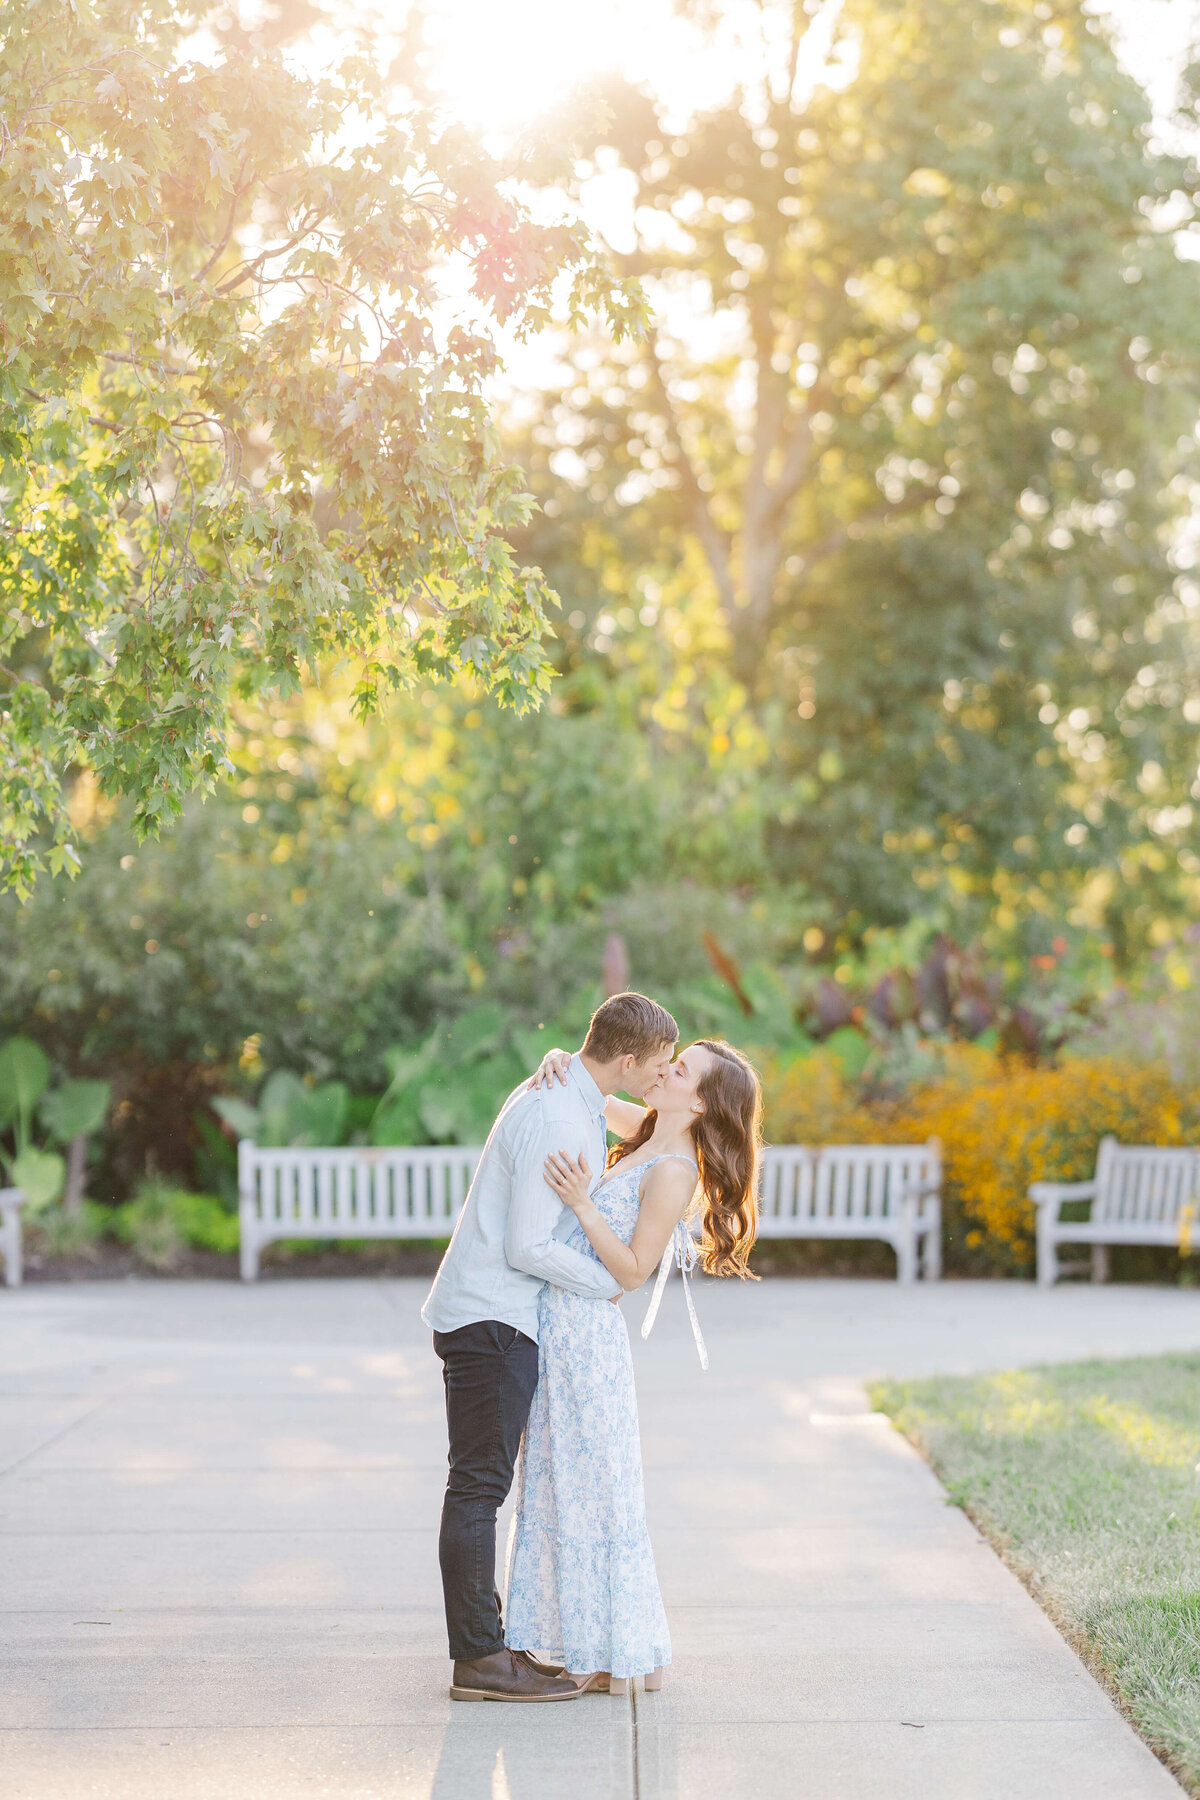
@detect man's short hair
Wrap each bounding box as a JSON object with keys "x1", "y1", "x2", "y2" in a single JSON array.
[{"x1": 583, "y1": 992, "x2": 678, "y2": 1064}]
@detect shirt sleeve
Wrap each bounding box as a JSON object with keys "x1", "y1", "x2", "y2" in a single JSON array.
[{"x1": 504, "y1": 1104, "x2": 622, "y2": 1300}]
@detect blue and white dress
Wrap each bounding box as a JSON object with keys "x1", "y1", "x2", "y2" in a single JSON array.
[{"x1": 504, "y1": 1153, "x2": 697, "y2": 1679}]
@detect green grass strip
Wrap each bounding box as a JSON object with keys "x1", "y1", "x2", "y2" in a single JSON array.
[{"x1": 870, "y1": 1353, "x2": 1200, "y2": 1794}]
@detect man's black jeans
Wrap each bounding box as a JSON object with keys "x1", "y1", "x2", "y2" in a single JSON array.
[{"x1": 433, "y1": 1319, "x2": 539, "y2": 1662}]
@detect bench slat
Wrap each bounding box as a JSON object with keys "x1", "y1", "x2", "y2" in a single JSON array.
[{"x1": 1094, "y1": 1146, "x2": 1194, "y2": 1227}]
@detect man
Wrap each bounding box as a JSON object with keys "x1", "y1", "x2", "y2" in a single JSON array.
[{"x1": 421, "y1": 990, "x2": 679, "y2": 1702}]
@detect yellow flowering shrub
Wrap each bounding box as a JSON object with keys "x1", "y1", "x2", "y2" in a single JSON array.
[
  {"x1": 759, "y1": 1051, "x2": 883, "y2": 1146},
  {"x1": 761, "y1": 1048, "x2": 1200, "y2": 1272}
]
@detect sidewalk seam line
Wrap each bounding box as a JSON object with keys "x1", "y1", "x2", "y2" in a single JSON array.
[{"x1": 0, "y1": 1402, "x2": 113, "y2": 1479}]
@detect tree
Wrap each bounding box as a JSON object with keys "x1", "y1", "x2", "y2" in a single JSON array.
[
  {"x1": 513, "y1": 0, "x2": 1200, "y2": 946},
  {"x1": 0, "y1": 0, "x2": 642, "y2": 895}
]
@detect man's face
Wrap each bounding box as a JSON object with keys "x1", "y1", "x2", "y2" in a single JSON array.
[{"x1": 623, "y1": 1041, "x2": 677, "y2": 1101}]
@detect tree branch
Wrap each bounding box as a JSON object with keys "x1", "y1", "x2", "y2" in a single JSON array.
[
  {"x1": 194, "y1": 161, "x2": 254, "y2": 285},
  {"x1": 643, "y1": 333, "x2": 737, "y2": 616},
  {"x1": 213, "y1": 210, "x2": 325, "y2": 294},
  {"x1": 798, "y1": 483, "x2": 943, "y2": 571},
  {"x1": 763, "y1": 402, "x2": 822, "y2": 532},
  {"x1": 21, "y1": 386, "x2": 121, "y2": 434}
]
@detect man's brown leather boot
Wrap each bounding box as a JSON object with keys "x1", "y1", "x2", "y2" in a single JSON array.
[{"x1": 450, "y1": 1648, "x2": 582, "y2": 1703}]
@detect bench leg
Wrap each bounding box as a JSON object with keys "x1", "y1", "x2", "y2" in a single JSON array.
[
  {"x1": 894, "y1": 1232, "x2": 917, "y2": 1285},
  {"x1": 239, "y1": 1231, "x2": 261, "y2": 1282},
  {"x1": 921, "y1": 1218, "x2": 942, "y2": 1281},
  {"x1": 2, "y1": 1217, "x2": 20, "y2": 1289},
  {"x1": 1091, "y1": 1243, "x2": 1110, "y2": 1284},
  {"x1": 1037, "y1": 1227, "x2": 1057, "y2": 1289}
]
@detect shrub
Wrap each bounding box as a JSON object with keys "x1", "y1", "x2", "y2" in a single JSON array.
[
  {"x1": 26, "y1": 1201, "x2": 111, "y2": 1260},
  {"x1": 761, "y1": 1050, "x2": 884, "y2": 1145},
  {"x1": 111, "y1": 1181, "x2": 239, "y2": 1269}
]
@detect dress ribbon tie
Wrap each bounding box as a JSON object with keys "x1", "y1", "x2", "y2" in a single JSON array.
[{"x1": 641, "y1": 1221, "x2": 708, "y2": 1370}]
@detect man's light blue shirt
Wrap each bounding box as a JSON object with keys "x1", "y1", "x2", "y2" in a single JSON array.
[{"x1": 420, "y1": 1053, "x2": 622, "y2": 1341}]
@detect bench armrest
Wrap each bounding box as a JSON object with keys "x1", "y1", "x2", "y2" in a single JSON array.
[
  {"x1": 1028, "y1": 1179, "x2": 1096, "y2": 1216},
  {"x1": 897, "y1": 1180, "x2": 941, "y2": 1210},
  {"x1": 0, "y1": 1186, "x2": 25, "y2": 1213}
]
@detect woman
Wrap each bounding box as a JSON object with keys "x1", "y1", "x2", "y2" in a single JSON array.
[{"x1": 503, "y1": 1038, "x2": 762, "y2": 1695}]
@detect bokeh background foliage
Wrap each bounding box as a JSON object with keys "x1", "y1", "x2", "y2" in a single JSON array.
[{"x1": 6, "y1": 0, "x2": 1200, "y2": 1275}]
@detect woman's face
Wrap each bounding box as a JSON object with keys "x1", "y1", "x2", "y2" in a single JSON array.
[{"x1": 646, "y1": 1042, "x2": 716, "y2": 1119}]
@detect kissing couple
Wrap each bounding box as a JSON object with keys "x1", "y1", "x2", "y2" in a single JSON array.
[{"x1": 421, "y1": 990, "x2": 762, "y2": 1702}]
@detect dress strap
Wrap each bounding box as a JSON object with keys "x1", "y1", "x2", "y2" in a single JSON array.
[
  {"x1": 641, "y1": 1219, "x2": 708, "y2": 1370},
  {"x1": 595, "y1": 1150, "x2": 698, "y2": 1198}
]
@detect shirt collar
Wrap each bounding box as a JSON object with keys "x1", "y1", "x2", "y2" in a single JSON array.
[{"x1": 569, "y1": 1052, "x2": 607, "y2": 1119}]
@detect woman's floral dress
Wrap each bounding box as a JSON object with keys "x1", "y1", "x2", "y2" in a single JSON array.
[{"x1": 504, "y1": 1154, "x2": 691, "y2": 1678}]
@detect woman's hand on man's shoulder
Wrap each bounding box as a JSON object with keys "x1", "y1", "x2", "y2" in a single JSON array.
[{"x1": 529, "y1": 1048, "x2": 571, "y2": 1089}]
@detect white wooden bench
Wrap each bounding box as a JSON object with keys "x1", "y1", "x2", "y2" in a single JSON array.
[
  {"x1": 1, "y1": 1186, "x2": 25, "y2": 1288},
  {"x1": 237, "y1": 1142, "x2": 482, "y2": 1280},
  {"x1": 757, "y1": 1141, "x2": 942, "y2": 1283},
  {"x1": 1032, "y1": 1136, "x2": 1200, "y2": 1287},
  {"x1": 238, "y1": 1139, "x2": 942, "y2": 1283}
]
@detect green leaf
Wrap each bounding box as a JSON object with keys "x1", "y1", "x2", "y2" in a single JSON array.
[
  {"x1": 380, "y1": 1034, "x2": 437, "y2": 1092},
  {"x1": 288, "y1": 1080, "x2": 348, "y2": 1147},
  {"x1": 256, "y1": 1070, "x2": 308, "y2": 1146},
  {"x1": 243, "y1": 1071, "x2": 349, "y2": 1147},
  {"x1": 739, "y1": 963, "x2": 801, "y2": 1046},
  {"x1": 10, "y1": 1145, "x2": 66, "y2": 1212},
  {"x1": 418, "y1": 1085, "x2": 459, "y2": 1142},
  {"x1": 370, "y1": 1087, "x2": 427, "y2": 1147},
  {"x1": 457, "y1": 1051, "x2": 525, "y2": 1138},
  {"x1": 40, "y1": 1078, "x2": 111, "y2": 1144},
  {"x1": 0, "y1": 1037, "x2": 51, "y2": 1126},
  {"x1": 824, "y1": 1028, "x2": 872, "y2": 1082},
  {"x1": 511, "y1": 1024, "x2": 562, "y2": 1071},
  {"x1": 674, "y1": 979, "x2": 751, "y2": 1044},
  {"x1": 437, "y1": 1004, "x2": 507, "y2": 1068},
  {"x1": 212, "y1": 1096, "x2": 261, "y2": 1140}
]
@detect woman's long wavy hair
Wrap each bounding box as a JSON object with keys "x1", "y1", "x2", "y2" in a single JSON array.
[{"x1": 608, "y1": 1039, "x2": 762, "y2": 1278}]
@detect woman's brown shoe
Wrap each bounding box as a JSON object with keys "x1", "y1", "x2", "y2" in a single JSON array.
[
  {"x1": 450, "y1": 1649, "x2": 582, "y2": 1702},
  {"x1": 568, "y1": 1671, "x2": 612, "y2": 1694}
]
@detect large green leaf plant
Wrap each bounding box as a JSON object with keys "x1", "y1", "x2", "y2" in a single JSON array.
[
  {"x1": 371, "y1": 1004, "x2": 533, "y2": 1147},
  {"x1": 0, "y1": 1036, "x2": 110, "y2": 1210},
  {"x1": 213, "y1": 997, "x2": 599, "y2": 1153},
  {"x1": 213, "y1": 1070, "x2": 350, "y2": 1148}
]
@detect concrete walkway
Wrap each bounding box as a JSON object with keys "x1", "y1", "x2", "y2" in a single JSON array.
[{"x1": 2, "y1": 1277, "x2": 1197, "y2": 1800}]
